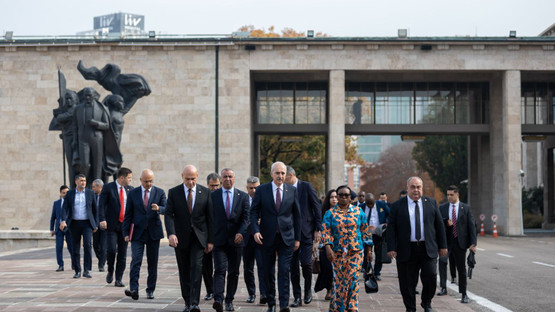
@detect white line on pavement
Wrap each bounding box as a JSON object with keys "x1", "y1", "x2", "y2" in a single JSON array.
[
  {"x1": 496, "y1": 253, "x2": 514, "y2": 258},
  {"x1": 476, "y1": 247, "x2": 486, "y2": 251},
  {"x1": 440, "y1": 278, "x2": 514, "y2": 312},
  {"x1": 532, "y1": 261, "x2": 555, "y2": 268}
]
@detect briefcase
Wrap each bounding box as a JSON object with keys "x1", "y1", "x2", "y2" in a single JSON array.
[{"x1": 380, "y1": 241, "x2": 392, "y2": 264}]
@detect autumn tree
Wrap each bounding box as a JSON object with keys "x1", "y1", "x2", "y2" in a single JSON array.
[{"x1": 238, "y1": 25, "x2": 327, "y2": 37}]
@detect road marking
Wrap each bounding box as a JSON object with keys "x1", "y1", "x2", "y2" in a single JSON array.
[
  {"x1": 496, "y1": 253, "x2": 514, "y2": 258},
  {"x1": 439, "y1": 278, "x2": 514, "y2": 312},
  {"x1": 533, "y1": 261, "x2": 555, "y2": 268},
  {"x1": 476, "y1": 247, "x2": 486, "y2": 251}
]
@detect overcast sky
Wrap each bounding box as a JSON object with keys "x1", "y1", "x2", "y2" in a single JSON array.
[{"x1": 2, "y1": 0, "x2": 554, "y2": 37}]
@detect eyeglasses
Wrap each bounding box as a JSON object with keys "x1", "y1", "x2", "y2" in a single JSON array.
[{"x1": 338, "y1": 193, "x2": 351, "y2": 198}]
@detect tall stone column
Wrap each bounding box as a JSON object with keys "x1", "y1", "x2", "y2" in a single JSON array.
[
  {"x1": 490, "y1": 71, "x2": 523, "y2": 235},
  {"x1": 327, "y1": 70, "x2": 345, "y2": 189}
]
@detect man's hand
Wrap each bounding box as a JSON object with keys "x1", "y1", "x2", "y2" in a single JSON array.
[
  {"x1": 50, "y1": 230, "x2": 55, "y2": 236},
  {"x1": 469, "y1": 245, "x2": 477, "y2": 253},
  {"x1": 99, "y1": 221, "x2": 107, "y2": 230},
  {"x1": 254, "y1": 232, "x2": 263, "y2": 245},
  {"x1": 447, "y1": 219, "x2": 453, "y2": 226},
  {"x1": 369, "y1": 225, "x2": 376, "y2": 232},
  {"x1": 387, "y1": 251, "x2": 397, "y2": 259},
  {"x1": 151, "y1": 203, "x2": 159, "y2": 212},
  {"x1": 204, "y1": 243, "x2": 214, "y2": 254},
  {"x1": 439, "y1": 248, "x2": 448, "y2": 258},
  {"x1": 168, "y1": 234, "x2": 178, "y2": 247},
  {"x1": 59, "y1": 221, "x2": 67, "y2": 231},
  {"x1": 313, "y1": 231, "x2": 321, "y2": 243},
  {"x1": 124, "y1": 235, "x2": 130, "y2": 242},
  {"x1": 93, "y1": 227, "x2": 97, "y2": 233},
  {"x1": 294, "y1": 240, "x2": 300, "y2": 251},
  {"x1": 367, "y1": 249, "x2": 373, "y2": 262},
  {"x1": 234, "y1": 233, "x2": 243, "y2": 245}
]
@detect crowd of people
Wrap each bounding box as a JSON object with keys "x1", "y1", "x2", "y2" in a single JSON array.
[{"x1": 50, "y1": 161, "x2": 477, "y2": 312}]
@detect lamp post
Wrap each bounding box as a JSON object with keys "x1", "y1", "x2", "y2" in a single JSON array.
[{"x1": 519, "y1": 170, "x2": 525, "y2": 235}]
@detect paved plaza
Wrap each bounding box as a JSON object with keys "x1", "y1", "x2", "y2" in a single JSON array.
[{"x1": 0, "y1": 242, "x2": 481, "y2": 311}]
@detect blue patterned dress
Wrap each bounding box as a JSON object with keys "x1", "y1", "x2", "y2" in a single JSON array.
[{"x1": 322, "y1": 204, "x2": 372, "y2": 312}]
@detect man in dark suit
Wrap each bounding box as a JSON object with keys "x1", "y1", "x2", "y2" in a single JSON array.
[
  {"x1": 211, "y1": 168, "x2": 250, "y2": 312},
  {"x1": 202, "y1": 172, "x2": 221, "y2": 301},
  {"x1": 59, "y1": 174, "x2": 98, "y2": 278},
  {"x1": 361, "y1": 193, "x2": 390, "y2": 280},
  {"x1": 92, "y1": 179, "x2": 107, "y2": 272},
  {"x1": 387, "y1": 177, "x2": 447, "y2": 312},
  {"x1": 165, "y1": 165, "x2": 214, "y2": 312},
  {"x1": 98, "y1": 167, "x2": 133, "y2": 287},
  {"x1": 50, "y1": 185, "x2": 73, "y2": 272},
  {"x1": 437, "y1": 185, "x2": 477, "y2": 304},
  {"x1": 251, "y1": 161, "x2": 301, "y2": 312},
  {"x1": 242, "y1": 176, "x2": 266, "y2": 304},
  {"x1": 122, "y1": 169, "x2": 166, "y2": 300},
  {"x1": 284, "y1": 166, "x2": 321, "y2": 307}
]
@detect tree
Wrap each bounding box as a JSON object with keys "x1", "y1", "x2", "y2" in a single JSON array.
[
  {"x1": 412, "y1": 136, "x2": 468, "y2": 199},
  {"x1": 345, "y1": 136, "x2": 365, "y2": 165},
  {"x1": 238, "y1": 25, "x2": 327, "y2": 38}
]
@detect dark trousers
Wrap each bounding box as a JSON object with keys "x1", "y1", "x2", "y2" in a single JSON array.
[
  {"x1": 449, "y1": 251, "x2": 457, "y2": 279},
  {"x1": 106, "y1": 224, "x2": 128, "y2": 281},
  {"x1": 174, "y1": 232, "x2": 205, "y2": 306},
  {"x1": 262, "y1": 234, "x2": 294, "y2": 309},
  {"x1": 243, "y1": 235, "x2": 266, "y2": 297},
  {"x1": 55, "y1": 229, "x2": 73, "y2": 268},
  {"x1": 93, "y1": 228, "x2": 107, "y2": 269},
  {"x1": 439, "y1": 241, "x2": 467, "y2": 293},
  {"x1": 396, "y1": 243, "x2": 437, "y2": 310},
  {"x1": 291, "y1": 241, "x2": 313, "y2": 299},
  {"x1": 129, "y1": 230, "x2": 160, "y2": 292},
  {"x1": 69, "y1": 220, "x2": 93, "y2": 273},
  {"x1": 213, "y1": 244, "x2": 243, "y2": 304},
  {"x1": 363, "y1": 234, "x2": 384, "y2": 275},
  {"x1": 202, "y1": 251, "x2": 214, "y2": 294}
]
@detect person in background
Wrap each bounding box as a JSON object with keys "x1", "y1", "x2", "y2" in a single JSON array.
[
  {"x1": 50, "y1": 185, "x2": 73, "y2": 272},
  {"x1": 322, "y1": 185, "x2": 372, "y2": 312},
  {"x1": 314, "y1": 189, "x2": 338, "y2": 301},
  {"x1": 92, "y1": 179, "x2": 107, "y2": 272},
  {"x1": 202, "y1": 172, "x2": 220, "y2": 301}
]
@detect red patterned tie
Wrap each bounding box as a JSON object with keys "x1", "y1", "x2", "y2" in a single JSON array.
[
  {"x1": 452, "y1": 204, "x2": 458, "y2": 238},
  {"x1": 187, "y1": 188, "x2": 193, "y2": 214},
  {"x1": 143, "y1": 189, "x2": 149, "y2": 211},
  {"x1": 225, "y1": 190, "x2": 231, "y2": 219},
  {"x1": 275, "y1": 187, "x2": 281, "y2": 212},
  {"x1": 118, "y1": 186, "x2": 125, "y2": 222}
]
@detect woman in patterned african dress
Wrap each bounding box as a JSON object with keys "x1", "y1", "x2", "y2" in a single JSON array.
[{"x1": 322, "y1": 185, "x2": 373, "y2": 312}]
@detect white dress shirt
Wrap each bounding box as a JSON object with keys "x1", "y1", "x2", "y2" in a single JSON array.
[{"x1": 183, "y1": 184, "x2": 197, "y2": 210}]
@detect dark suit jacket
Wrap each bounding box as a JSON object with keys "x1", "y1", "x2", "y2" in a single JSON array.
[
  {"x1": 295, "y1": 180, "x2": 322, "y2": 243},
  {"x1": 250, "y1": 182, "x2": 301, "y2": 247},
  {"x1": 211, "y1": 187, "x2": 250, "y2": 247},
  {"x1": 98, "y1": 181, "x2": 133, "y2": 230},
  {"x1": 387, "y1": 196, "x2": 447, "y2": 262},
  {"x1": 439, "y1": 201, "x2": 477, "y2": 250},
  {"x1": 50, "y1": 198, "x2": 64, "y2": 234},
  {"x1": 122, "y1": 186, "x2": 166, "y2": 241},
  {"x1": 164, "y1": 184, "x2": 214, "y2": 249},
  {"x1": 62, "y1": 188, "x2": 98, "y2": 230},
  {"x1": 360, "y1": 200, "x2": 390, "y2": 225}
]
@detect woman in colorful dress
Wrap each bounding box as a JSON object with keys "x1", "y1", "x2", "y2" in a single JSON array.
[
  {"x1": 322, "y1": 185, "x2": 373, "y2": 312},
  {"x1": 314, "y1": 189, "x2": 339, "y2": 300}
]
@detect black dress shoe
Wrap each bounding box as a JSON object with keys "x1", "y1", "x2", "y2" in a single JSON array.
[
  {"x1": 279, "y1": 307, "x2": 290, "y2": 312},
  {"x1": 98, "y1": 265, "x2": 105, "y2": 272},
  {"x1": 146, "y1": 291, "x2": 154, "y2": 299},
  {"x1": 451, "y1": 277, "x2": 456, "y2": 284},
  {"x1": 303, "y1": 293, "x2": 312, "y2": 304},
  {"x1": 125, "y1": 289, "x2": 139, "y2": 300},
  {"x1": 83, "y1": 271, "x2": 92, "y2": 278},
  {"x1": 437, "y1": 287, "x2": 447, "y2": 296},
  {"x1": 73, "y1": 271, "x2": 81, "y2": 278},
  {"x1": 213, "y1": 301, "x2": 223, "y2": 312},
  {"x1": 260, "y1": 296, "x2": 268, "y2": 304},
  {"x1": 290, "y1": 298, "x2": 302, "y2": 307},
  {"x1": 375, "y1": 275, "x2": 382, "y2": 281},
  {"x1": 183, "y1": 307, "x2": 190, "y2": 312},
  {"x1": 461, "y1": 293, "x2": 469, "y2": 303},
  {"x1": 56, "y1": 266, "x2": 64, "y2": 272},
  {"x1": 421, "y1": 303, "x2": 433, "y2": 312},
  {"x1": 204, "y1": 293, "x2": 214, "y2": 300},
  {"x1": 266, "y1": 306, "x2": 276, "y2": 312},
  {"x1": 190, "y1": 305, "x2": 200, "y2": 312},
  {"x1": 106, "y1": 273, "x2": 113, "y2": 284},
  {"x1": 115, "y1": 280, "x2": 125, "y2": 287},
  {"x1": 225, "y1": 303, "x2": 234, "y2": 311},
  {"x1": 246, "y1": 295, "x2": 255, "y2": 303}
]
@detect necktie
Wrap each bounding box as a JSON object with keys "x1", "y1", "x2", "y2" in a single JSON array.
[
  {"x1": 275, "y1": 187, "x2": 281, "y2": 212},
  {"x1": 187, "y1": 188, "x2": 193, "y2": 214},
  {"x1": 225, "y1": 190, "x2": 231, "y2": 219},
  {"x1": 143, "y1": 189, "x2": 149, "y2": 211},
  {"x1": 452, "y1": 204, "x2": 458, "y2": 238},
  {"x1": 119, "y1": 186, "x2": 125, "y2": 222},
  {"x1": 414, "y1": 201, "x2": 421, "y2": 241}
]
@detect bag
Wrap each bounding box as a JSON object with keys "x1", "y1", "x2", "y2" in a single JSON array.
[
  {"x1": 380, "y1": 241, "x2": 392, "y2": 264},
  {"x1": 364, "y1": 263, "x2": 379, "y2": 293},
  {"x1": 311, "y1": 247, "x2": 321, "y2": 274}
]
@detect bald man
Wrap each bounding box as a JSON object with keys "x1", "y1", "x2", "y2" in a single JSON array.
[
  {"x1": 165, "y1": 165, "x2": 214, "y2": 312},
  {"x1": 122, "y1": 169, "x2": 167, "y2": 301}
]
